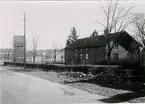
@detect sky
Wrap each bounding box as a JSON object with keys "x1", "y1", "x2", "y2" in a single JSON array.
[{"x1": 0, "y1": 1, "x2": 145, "y2": 50}]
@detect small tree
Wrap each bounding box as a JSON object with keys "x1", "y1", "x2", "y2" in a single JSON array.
[
  {"x1": 53, "y1": 43, "x2": 57, "y2": 63},
  {"x1": 31, "y1": 34, "x2": 40, "y2": 63},
  {"x1": 60, "y1": 44, "x2": 64, "y2": 63},
  {"x1": 66, "y1": 27, "x2": 79, "y2": 45},
  {"x1": 45, "y1": 49, "x2": 52, "y2": 59}
]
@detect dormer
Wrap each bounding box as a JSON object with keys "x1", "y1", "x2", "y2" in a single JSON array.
[{"x1": 90, "y1": 29, "x2": 98, "y2": 38}]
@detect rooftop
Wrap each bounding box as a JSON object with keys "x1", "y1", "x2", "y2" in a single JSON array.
[
  {"x1": 14, "y1": 35, "x2": 25, "y2": 43},
  {"x1": 65, "y1": 31, "x2": 142, "y2": 53}
]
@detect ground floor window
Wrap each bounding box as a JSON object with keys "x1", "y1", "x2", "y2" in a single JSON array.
[
  {"x1": 85, "y1": 54, "x2": 88, "y2": 60},
  {"x1": 80, "y1": 54, "x2": 83, "y2": 60},
  {"x1": 113, "y1": 53, "x2": 118, "y2": 60},
  {"x1": 76, "y1": 54, "x2": 78, "y2": 58}
]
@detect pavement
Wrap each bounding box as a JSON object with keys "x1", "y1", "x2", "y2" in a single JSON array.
[{"x1": 0, "y1": 66, "x2": 108, "y2": 104}]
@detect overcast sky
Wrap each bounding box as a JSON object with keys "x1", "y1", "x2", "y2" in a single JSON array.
[{"x1": 0, "y1": 1, "x2": 145, "y2": 50}]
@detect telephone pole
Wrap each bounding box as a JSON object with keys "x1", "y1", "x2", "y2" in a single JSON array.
[{"x1": 24, "y1": 13, "x2": 26, "y2": 69}]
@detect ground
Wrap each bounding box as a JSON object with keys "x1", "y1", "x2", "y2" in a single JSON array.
[
  {"x1": 2, "y1": 65, "x2": 145, "y2": 103},
  {"x1": 0, "y1": 66, "x2": 107, "y2": 104}
]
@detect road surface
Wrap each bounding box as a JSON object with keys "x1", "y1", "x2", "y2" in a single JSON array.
[{"x1": 0, "y1": 66, "x2": 107, "y2": 104}]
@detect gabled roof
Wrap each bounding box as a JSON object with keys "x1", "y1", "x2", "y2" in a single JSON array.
[
  {"x1": 65, "y1": 35, "x2": 108, "y2": 49},
  {"x1": 115, "y1": 31, "x2": 142, "y2": 52},
  {"x1": 65, "y1": 31, "x2": 142, "y2": 53}
]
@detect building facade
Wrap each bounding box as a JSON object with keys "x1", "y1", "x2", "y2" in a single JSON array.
[
  {"x1": 0, "y1": 48, "x2": 13, "y2": 61},
  {"x1": 65, "y1": 31, "x2": 141, "y2": 65},
  {"x1": 13, "y1": 35, "x2": 25, "y2": 63},
  {"x1": 26, "y1": 49, "x2": 64, "y2": 63}
]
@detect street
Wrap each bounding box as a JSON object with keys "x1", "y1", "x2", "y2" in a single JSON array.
[{"x1": 0, "y1": 66, "x2": 106, "y2": 104}]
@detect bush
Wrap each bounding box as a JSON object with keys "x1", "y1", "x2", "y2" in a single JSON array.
[{"x1": 95, "y1": 58, "x2": 136, "y2": 65}]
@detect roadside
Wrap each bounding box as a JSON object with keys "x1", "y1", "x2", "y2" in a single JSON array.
[{"x1": 2, "y1": 65, "x2": 145, "y2": 103}]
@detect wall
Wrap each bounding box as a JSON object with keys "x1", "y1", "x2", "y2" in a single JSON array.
[
  {"x1": 65, "y1": 49, "x2": 75, "y2": 65},
  {"x1": 65, "y1": 47, "x2": 106, "y2": 65},
  {"x1": 106, "y1": 41, "x2": 128, "y2": 59},
  {"x1": 13, "y1": 36, "x2": 25, "y2": 63}
]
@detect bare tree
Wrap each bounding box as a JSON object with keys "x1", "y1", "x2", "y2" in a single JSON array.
[
  {"x1": 45, "y1": 49, "x2": 52, "y2": 59},
  {"x1": 60, "y1": 44, "x2": 64, "y2": 63},
  {"x1": 31, "y1": 34, "x2": 40, "y2": 63},
  {"x1": 53, "y1": 43, "x2": 57, "y2": 63},
  {"x1": 97, "y1": 0, "x2": 134, "y2": 60},
  {"x1": 133, "y1": 13, "x2": 145, "y2": 47}
]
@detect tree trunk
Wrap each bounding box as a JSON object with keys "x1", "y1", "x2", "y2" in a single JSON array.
[
  {"x1": 33, "y1": 54, "x2": 35, "y2": 63},
  {"x1": 54, "y1": 55, "x2": 56, "y2": 63},
  {"x1": 107, "y1": 51, "x2": 111, "y2": 61},
  {"x1": 107, "y1": 37, "x2": 111, "y2": 61}
]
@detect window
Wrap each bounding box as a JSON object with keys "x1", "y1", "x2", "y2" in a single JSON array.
[
  {"x1": 80, "y1": 54, "x2": 83, "y2": 60},
  {"x1": 16, "y1": 45, "x2": 23, "y2": 48},
  {"x1": 75, "y1": 49, "x2": 77, "y2": 51},
  {"x1": 76, "y1": 54, "x2": 78, "y2": 58},
  {"x1": 66, "y1": 56, "x2": 68, "y2": 60},
  {"x1": 102, "y1": 56, "x2": 105, "y2": 60},
  {"x1": 113, "y1": 53, "x2": 118, "y2": 60},
  {"x1": 96, "y1": 56, "x2": 101, "y2": 60},
  {"x1": 86, "y1": 48, "x2": 88, "y2": 50},
  {"x1": 80, "y1": 49, "x2": 82, "y2": 51},
  {"x1": 114, "y1": 42, "x2": 118, "y2": 48},
  {"x1": 85, "y1": 54, "x2": 89, "y2": 60}
]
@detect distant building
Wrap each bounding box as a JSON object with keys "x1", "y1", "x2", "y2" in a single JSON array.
[
  {"x1": 64, "y1": 31, "x2": 142, "y2": 65},
  {"x1": 26, "y1": 50, "x2": 33, "y2": 62},
  {"x1": 0, "y1": 48, "x2": 13, "y2": 61},
  {"x1": 37, "y1": 49, "x2": 64, "y2": 63},
  {"x1": 13, "y1": 35, "x2": 25, "y2": 63},
  {"x1": 26, "y1": 49, "x2": 64, "y2": 63}
]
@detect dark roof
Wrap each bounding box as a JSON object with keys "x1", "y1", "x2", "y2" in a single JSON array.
[
  {"x1": 65, "y1": 31, "x2": 142, "y2": 52},
  {"x1": 115, "y1": 31, "x2": 142, "y2": 52},
  {"x1": 14, "y1": 35, "x2": 24, "y2": 43}
]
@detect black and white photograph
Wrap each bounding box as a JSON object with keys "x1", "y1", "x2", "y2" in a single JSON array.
[{"x1": 0, "y1": 0, "x2": 145, "y2": 103}]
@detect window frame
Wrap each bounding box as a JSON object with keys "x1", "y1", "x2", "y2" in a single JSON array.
[
  {"x1": 113, "y1": 42, "x2": 119, "y2": 48},
  {"x1": 85, "y1": 54, "x2": 89, "y2": 60},
  {"x1": 113, "y1": 53, "x2": 119, "y2": 60},
  {"x1": 80, "y1": 54, "x2": 83, "y2": 60}
]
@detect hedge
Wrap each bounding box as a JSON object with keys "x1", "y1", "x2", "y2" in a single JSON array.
[
  {"x1": 4, "y1": 61, "x2": 145, "y2": 92},
  {"x1": 4, "y1": 61, "x2": 119, "y2": 74}
]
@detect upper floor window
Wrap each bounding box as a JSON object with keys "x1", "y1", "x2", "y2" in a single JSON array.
[
  {"x1": 113, "y1": 42, "x2": 118, "y2": 48},
  {"x1": 75, "y1": 49, "x2": 77, "y2": 51},
  {"x1": 86, "y1": 48, "x2": 88, "y2": 51},
  {"x1": 17, "y1": 45, "x2": 23, "y2": 48},
  {"x1": 80, "y1": 49, "x2": 83, "y2": 51},
  {"x1": 113, "y1": 53, "x2": 118, "y2": 60}
]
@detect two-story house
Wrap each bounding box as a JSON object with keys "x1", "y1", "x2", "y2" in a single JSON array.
[{"x1": 64, "y1": 30, "x2": 142, "y2": 65}]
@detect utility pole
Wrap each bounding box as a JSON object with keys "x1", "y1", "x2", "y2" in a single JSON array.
[{"x1": 24, "y1": 13, "x2": 26, "y2": 69}]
